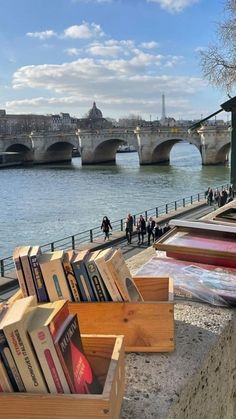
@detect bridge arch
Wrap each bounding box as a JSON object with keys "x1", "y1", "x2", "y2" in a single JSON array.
[
  {"x1": 83, "y1": 137, "x2": 138, "y2": 164},
  {"x1": 5, "y1": 143, "x2": 33, "y2": 163},
  {"x1": 215, "y1": 142, "x2": 231, "y2": 164},
  {"x1": 149, "y1": 138, "x2": 202, "y2": 164},
  {"x1": 44, "y1": 141, "x2": 75, "y2": 163}
]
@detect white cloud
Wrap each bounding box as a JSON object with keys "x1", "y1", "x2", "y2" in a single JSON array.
[
  {"x1": 64, "y1": 48, "x2": 82, "y2": 56},
  {"x1": 147, "y1": 0, "x2": 199, "y2": 13},
  {"x1": 26, "y1": 30, "x2": 57, "y2": 40},
  {"x1": 63, "y1": 23, "x2": 104, "y2": 39},
  {"x1": 139, "y1": 41, "x2": 159, "y2": 49}
]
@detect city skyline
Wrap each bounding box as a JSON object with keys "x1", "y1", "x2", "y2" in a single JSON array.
[{"x1": 0, "y1": 0, "x2": 231, "y2": 121}]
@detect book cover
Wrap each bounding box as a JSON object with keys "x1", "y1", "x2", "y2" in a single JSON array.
[
  {"x1": 19, "y1": 246, "x2": 37, "y2": 297},
  {"x1": 106, "y1": 249, "x2": 144, "y2": 302},
  {"x1": 71, "y1": 250, "x2": 96, "y2": 302},
  {"x1": 54, "y1": 314, "x2": 102, "y2": 394},
  {"x1": 0, "y1": 305, "x2": 25, "y2": 392},
  {"x1": 94, "y1": 248, "x2": 122, "y2": 301},
  {"x1": 0, "y1": 295, "x2": 48, "y2": 393},
  {"x1": 29, "y1": 246, "x2": 49, "y2": 302},
  {"x1": 85, "y1": 250, "x2": 111, "y2": 301},
  {"x1": 62, "y1": 251, "x2": 81, "y2": 302},
  {"x1": 28, "y1": 300, "x2": 71, "y2": 394},
  {"x1": 12, "y1": 247, "x2": 28, "y2": 298},
  {"x1": 38, "y1": 251, "x2": 72, "y2": 302},
  {"x1": 0, "y1": 358, "x2": 13, "y2": 392}
]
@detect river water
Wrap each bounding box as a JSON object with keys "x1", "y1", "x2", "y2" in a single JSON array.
[{"x1": 1, "y1": 142, "x2": 230, "y2": 258}]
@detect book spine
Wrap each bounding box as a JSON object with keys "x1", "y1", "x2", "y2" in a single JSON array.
[
  {"x1": 4, "y1": 324, "x2": 48, "y2": 393},
  {"x1": 94, "y1": 258, "x2": 122, "y2": 301},
  {"x1": 13, "y1": 258, "x2": 28, "y2": 298},
  {"x1": 0, "y1": 360, "x2": 13, "y2": 392},
  {"x1": 54, "y1": 344, "x2": 75, "y2": 393},
  {"x1": 0, "y1": 330, "x2": 25, "y2": 392},
  {"x1": 72, "y1": 261, "x2": 94, "y2": 301},
  {"x1": 29, "y1": 327, "x2": 70, "y2": 394},
  {"x1": 20, "y1": 255, "x2": 37, "y2": 297},
  {"x1": 40, "y1": 262, "x2": 72, "y2": 302},
  {"x1": 29, "y1": 256, "x2": 49, "y2": 302},
  {"x1": 79, "y1": 262, "x2": 96, "y2": 301},
  {"x1": 62, "y1": 258, "x2": 81, "y2": 302},
  {"x1": 85, "y1": 260, "x2": 110, "y2": 301}
]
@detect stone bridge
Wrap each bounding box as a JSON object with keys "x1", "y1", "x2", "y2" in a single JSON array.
[
  {"x1": 77, "y1": 125, "x2": 231, "y2": 165},
  {"x1": 0, "y1": 125, "x2": 231, "y2": 166},
  {"x1": 0, "y1": 131, "x2": 78, "y2": 165}
]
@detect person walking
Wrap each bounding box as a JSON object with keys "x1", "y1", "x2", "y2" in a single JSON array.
[
  {"x1": 154, "y1": 223, "x2": 163, "y2": 241},
  {"x1": 101, "y1": 216, "x2": 112, "y2": 241},
  {"x1": 125, "y1": 213, "x2": 134, "y2": 244},
  {"x1": 146, "y1": 216, "x2": 155, "y2": 245},
  {"x1": 136, "y1": 214, "x2": 146, "y2": 245}
]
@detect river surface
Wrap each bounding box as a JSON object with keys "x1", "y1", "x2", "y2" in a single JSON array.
[{"x1": 1, "y1": 142, "x2": 230, "y2": 258}]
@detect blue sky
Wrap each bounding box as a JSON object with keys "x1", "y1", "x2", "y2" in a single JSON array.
[{"x1": 0, "y1": 0, "x2": 230, "y2": 121}]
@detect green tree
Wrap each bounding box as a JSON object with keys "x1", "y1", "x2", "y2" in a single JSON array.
[{"x1": 200, "y1": 0, "x2": 236, "y2": 95}]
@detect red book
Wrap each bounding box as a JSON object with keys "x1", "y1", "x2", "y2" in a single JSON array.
[{"x1": 54, "y1": 314, "x2": 101, "y2": 394}]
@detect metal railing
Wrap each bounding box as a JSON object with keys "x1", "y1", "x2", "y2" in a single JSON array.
[{"x1": 0, "y1": 183, "x2": 229, "y2": 278}]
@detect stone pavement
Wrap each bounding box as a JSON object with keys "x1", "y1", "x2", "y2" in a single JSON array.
[{"x1": 121, "y1": 246, "x2": 236, "y2": 419}]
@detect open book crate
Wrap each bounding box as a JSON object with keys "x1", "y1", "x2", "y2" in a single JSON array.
[
  {"x1": 69, "y1": 276, "x2": 174, "y2": 352},
  {"x1": 0, "y1": 334, "x2": 125, "y2": 419}
]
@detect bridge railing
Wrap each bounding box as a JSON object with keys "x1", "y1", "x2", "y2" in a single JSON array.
[{"x1": 0, "y1": 183, "x2": 229, "y2": 278}]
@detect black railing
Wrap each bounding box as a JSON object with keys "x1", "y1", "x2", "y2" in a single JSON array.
[{"x1": 0, "y1": 184, "x2": 229, "y2": 278}]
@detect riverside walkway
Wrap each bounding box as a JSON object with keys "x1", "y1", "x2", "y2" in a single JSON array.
[{"x1": 0, "y1": 196, "x2": 214, "y2": 301}]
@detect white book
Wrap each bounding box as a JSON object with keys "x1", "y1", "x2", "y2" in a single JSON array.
[
  {"x1": 28, "y1": 301, "x2": 71, "y2": 394},
  {"x1": 38, "y1": 251, "x2": 72, "y2": 302},
  {"x1": 12, "y1": 247, "x2": 28, "y2": 297},
  {"x1": 94, "y1": 248, "x2": 122, "y2": 302},
  {"x1": 0, "y1": 296, "x2": 48, "y2": 393}
]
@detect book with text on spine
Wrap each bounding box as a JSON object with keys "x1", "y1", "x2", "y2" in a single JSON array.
[
  {"x1": 0, "y1": 304, "x2": 25, "y2": 392},
  {"x1": 85, "y1": 250, "x2": 111, "y2": 301},
  {"x1": 12, "y1": 247, "x2": 28, "y2": 298},
  {"x1": 28, "y1": 300, "x2": 70, "y2": 394},
  {"x1": 94, "y1": 248, "x2": 122, "y2": 301},
  {"x1": 62, "y1": 251, "x2": 81, "y2": 302},
  {"x1": 29, "y1": 246, "x2": 49, "y2": 302},
  {"x1": 19, "y1": 246, "x2": 37, "y2": 297},
  {"x1": 71, "y1": 250, "x2": 96, "y2": 302},
  {"x1": 38, "y1": 251, "x2": 72, "y2": 302},
  {"x1": 0, "y1": 295, "x2": 48, "y2": 393},
  {"x1": 54, "y1": 314, "x2": 102, "y2": 394}
]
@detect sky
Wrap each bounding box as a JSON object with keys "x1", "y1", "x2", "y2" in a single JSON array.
[{"x1": 0, "y1": 0, "x2": 231, "y2": 121}]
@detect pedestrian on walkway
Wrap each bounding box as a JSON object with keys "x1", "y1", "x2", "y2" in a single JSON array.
[
  {"x1": 125, "y1": 213, "x2": 134, "y2": 244},
  {"x1": 154, "y1": 223, "x2": 163, "y2": 241},
  {"x1": 136, "y1": 214, "x2": 146, "y2": 245},
  {"x1": 146, "y1": 216, "x2": 155, "y2": 245},
  {"x1": 101, "y1": 216, "x2": 112, "y2": 241}
]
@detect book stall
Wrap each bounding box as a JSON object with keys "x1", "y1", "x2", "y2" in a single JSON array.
[{"x1": 0, "y1": 241, "x2": 174, "y2": 418}]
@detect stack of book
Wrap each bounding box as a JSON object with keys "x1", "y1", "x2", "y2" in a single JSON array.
[
  {"x1": 13, "y1": 246, "x2": 143, "y2": 303},
  {"x1": 0, "y1": 296, "x2": 102, "y2": 394}
]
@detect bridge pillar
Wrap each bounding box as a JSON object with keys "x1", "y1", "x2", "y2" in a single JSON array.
[{"x1": 198, "y1": 126, "x2": 230, "y2": 164}]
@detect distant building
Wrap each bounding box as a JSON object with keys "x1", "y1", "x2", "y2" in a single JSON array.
[{"x1": 77, "y1": 102, "x2": 112, "y2": 129}]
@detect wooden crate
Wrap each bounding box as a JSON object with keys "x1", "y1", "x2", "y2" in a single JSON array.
[
  {"x1": 0, "y1": 334, "x2": 125, "y2": 419},
  {"x1": 69, "y1": 276, "x2": 174, "y2": 352}
]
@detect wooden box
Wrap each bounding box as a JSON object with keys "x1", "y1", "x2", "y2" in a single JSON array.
[
  {"x1": 69, "y1": 276, "x2": 174, "y2": 353},
  {"x1": 154, "y1": 221, "x2": 236, "y2": 268},
  {"x1": 0, "y1": 334, "x2": 125, "y2": 419}
]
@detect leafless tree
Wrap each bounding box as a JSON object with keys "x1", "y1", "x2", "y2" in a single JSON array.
[{"x1": 200, "y1": 0, "x2": 236, "y2": 95}]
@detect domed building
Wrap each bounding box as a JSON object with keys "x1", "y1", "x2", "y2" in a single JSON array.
[{"x1": 77, "y1": 102, "x2": 112, "y2": 129}]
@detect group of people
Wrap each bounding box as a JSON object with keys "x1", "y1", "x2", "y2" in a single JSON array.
[
  {"x1": 125, "y1": 213, "x2": 170, "y2": 246},
  {"x1": 101, "y1": 214, "x2": 170, "y2": 245},
  {"x1": 205, "y1": 185, "x2": 235, "y2": 208}
]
